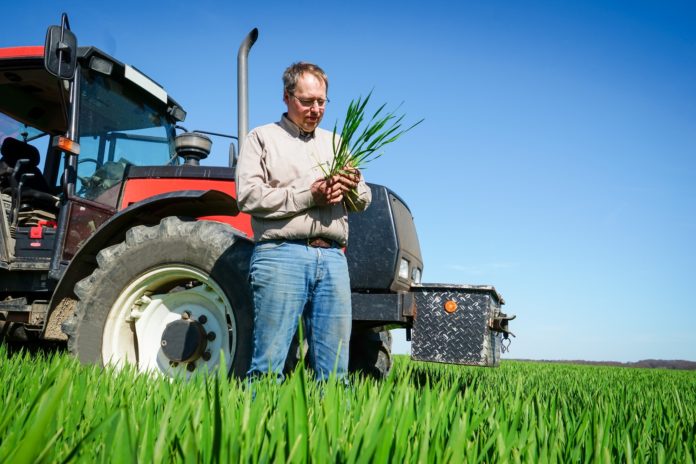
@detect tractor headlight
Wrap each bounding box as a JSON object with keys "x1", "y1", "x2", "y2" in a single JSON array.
[
  {"x1": 398, "y1": 258, "x2": 410, "y2": 280},
  {"x1": 411, "y1": 267, "x2": 422, "y2": 284}
]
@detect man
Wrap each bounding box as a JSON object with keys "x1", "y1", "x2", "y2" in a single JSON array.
[{"x1": 236, "y1": 62, "x2": 371, "y2": 381}]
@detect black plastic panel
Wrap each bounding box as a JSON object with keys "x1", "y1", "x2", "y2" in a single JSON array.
[
  {"x1": 346, "y1": 184, "x2": 423, "y2": 291},
  {"x1": 346, "y1": 184, "x2": 397, "y2": 290}
]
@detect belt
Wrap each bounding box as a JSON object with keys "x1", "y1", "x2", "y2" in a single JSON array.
[{"x1": 306, "y1": 237, "x2": 339, "y2": 248}]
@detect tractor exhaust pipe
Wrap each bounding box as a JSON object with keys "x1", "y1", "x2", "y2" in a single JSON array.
[{"x1": 237, "y1": 28, "x2": 258, "y2": 153}]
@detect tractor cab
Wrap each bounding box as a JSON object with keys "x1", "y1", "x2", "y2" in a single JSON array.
[
  {"x1": 0, "y1": 31, "x2": 185, "y2": 270},
  {"x1": 1, "y1": 15, "x2": 250, "y2": 370}
]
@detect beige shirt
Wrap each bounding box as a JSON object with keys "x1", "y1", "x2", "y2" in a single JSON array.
[{"x1": 235, "y1": 114, "x2": 371, "y2": 246}]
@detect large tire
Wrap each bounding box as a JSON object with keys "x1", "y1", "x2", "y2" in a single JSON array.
[
  {"x1": 62, "y1": 217, "x2": 254, "y2": 378},
  {"x1": 349, "y1": 326, "x2": 393, "y2": 379}
]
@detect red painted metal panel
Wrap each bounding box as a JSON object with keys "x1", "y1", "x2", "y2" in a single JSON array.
[
  {"x1": 120, "y1": 178, "x2": 254, "y2": 238},
  {"x1": 0, "y1": 46, "x2": 44, "y2": 59}
]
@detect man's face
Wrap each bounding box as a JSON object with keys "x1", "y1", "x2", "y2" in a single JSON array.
[{"x1": 284, "y1": 72, "x2": 327, "y2": 133}]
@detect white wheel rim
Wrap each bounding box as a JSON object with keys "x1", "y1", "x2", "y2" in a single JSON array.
[{"x1": 102, "y1": 264, "x2": 236, "y2": 377}]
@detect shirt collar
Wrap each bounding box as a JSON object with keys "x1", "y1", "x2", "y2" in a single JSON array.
[{"x1": 280, "y1": 113, "x2": 315, "y2": 140}]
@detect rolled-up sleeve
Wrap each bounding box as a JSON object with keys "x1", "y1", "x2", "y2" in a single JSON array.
[{"x1": 345, "y1": 177, "x2": 372, "y2": 212}]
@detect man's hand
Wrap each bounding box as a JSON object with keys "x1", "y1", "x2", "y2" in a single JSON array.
[
  {"x1": 311, "y1": 166, "x2": 361, "y2": 206},
  {"x1": 336, "y1": 166, "x2": 361, "y2": 190},
  {"x1": 311, "y1": 176, "x2": 342, "y2": 205}
]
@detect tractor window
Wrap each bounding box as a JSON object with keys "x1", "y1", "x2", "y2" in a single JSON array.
[
  {"x1": 0, "y1": 113, "x2": 46, "y2": 145},
  {"x1": 75, "y1": 69, "x2": 177, "y2": 206},
  {"x1": 0, "y1": 112, "x2": 53, "y2": 186}
]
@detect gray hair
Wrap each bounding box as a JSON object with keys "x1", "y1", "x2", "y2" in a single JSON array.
[{"x1": 282, "y1": 62, "x2": 329, "y2": 95}]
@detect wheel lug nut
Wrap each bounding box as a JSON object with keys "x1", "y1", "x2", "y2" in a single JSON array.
[
  {"x1": 202, "y1": 351, "x2": 212, "y2": 361},
  {"x1": 207, "y1": 332, "x2": 216, "y2": 341},
  {"x1": 198, "y1": 315, "x2": 208, "y2": 324},
  {"x1": 161, "y1": 340, "x2": 167, "y2": 346},
  {"x1": 182, "y1": 311, "x2": 191, "y2": 320},
  {"x1": 187, "y1": 362, "x2": 196, "y2": 372}
]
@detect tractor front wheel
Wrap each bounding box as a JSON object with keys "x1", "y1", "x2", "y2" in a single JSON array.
[{"x1": 349, "y1": 326, "x2": 393, "y2": 379}]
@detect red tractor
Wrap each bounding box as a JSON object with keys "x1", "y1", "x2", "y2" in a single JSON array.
[{"x1": 0, "y1": 14, "x2": 513, "y2": 378}]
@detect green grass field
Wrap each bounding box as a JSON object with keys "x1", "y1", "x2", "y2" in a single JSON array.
[{"x1": 0, "y1": 345, "x2": 694, "y2": 463}]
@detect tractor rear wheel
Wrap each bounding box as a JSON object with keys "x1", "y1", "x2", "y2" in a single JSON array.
[
  {"x1": 282, "y1": 327, "x2": 394, "y2": 379},
  {"x1": 349, "y1": 326, "x2": 393, "y2": 379},
  {"x1": 62, "y1": 217, "x2": 254, "y2": 378}
]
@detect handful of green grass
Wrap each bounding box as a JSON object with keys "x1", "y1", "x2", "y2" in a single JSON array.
[{"x1": 325, "y1": 91, "x2": 423, "y2": 177}]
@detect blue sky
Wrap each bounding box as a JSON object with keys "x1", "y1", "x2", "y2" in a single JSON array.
[{"x1": 4, "y1": 1, "x2": 695, "y2": 362}]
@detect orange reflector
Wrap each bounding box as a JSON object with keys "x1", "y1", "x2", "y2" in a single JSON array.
[
  {"x1": 444, "y1": 300, "x2": 457, "y2": 313},
  {"x1": 55, "y1": 136, "x2": 81, "y2": 155}
]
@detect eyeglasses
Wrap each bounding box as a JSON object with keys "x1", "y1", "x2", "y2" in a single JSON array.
[{"x1": 289, "y1": 93, "x2": 329, "y2": 108}]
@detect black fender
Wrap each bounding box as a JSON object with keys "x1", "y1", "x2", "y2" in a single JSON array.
[{"x1": 44, "y1": 189, "x2": 251, "y2": 339}]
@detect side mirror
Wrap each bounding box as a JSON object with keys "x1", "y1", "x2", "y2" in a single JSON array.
[{"x1": 44, "y1": 23, "x2": 78, "y2": 79}]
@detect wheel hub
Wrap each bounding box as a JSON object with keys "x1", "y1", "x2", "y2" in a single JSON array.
[
  {"x1": 160, "y1": 318, "x2": 208, "y2": 363},
  {"x1": 102, "y1": 264, "x2": 235, "y2": 377}
]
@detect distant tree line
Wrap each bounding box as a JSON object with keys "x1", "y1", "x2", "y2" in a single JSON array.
[{"x1": 513, "y1": 359, "x2": 696, "y2": 370}]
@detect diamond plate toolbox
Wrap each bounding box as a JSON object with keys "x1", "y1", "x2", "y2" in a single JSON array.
[{"x1": 411, "y1": 284, "x2": 505, "y2": 366}]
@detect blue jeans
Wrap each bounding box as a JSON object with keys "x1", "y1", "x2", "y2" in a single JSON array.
[{"x1": 246, "y1": 240, "x2": 352, "y2": 381}]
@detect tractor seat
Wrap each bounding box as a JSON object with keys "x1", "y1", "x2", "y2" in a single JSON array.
[
  {"x1": 0, "y1": 137, "x2": 58, "y2": 220},
  {"x1": 0, "y1": 137, "x2": 51, "y2": 193}
]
